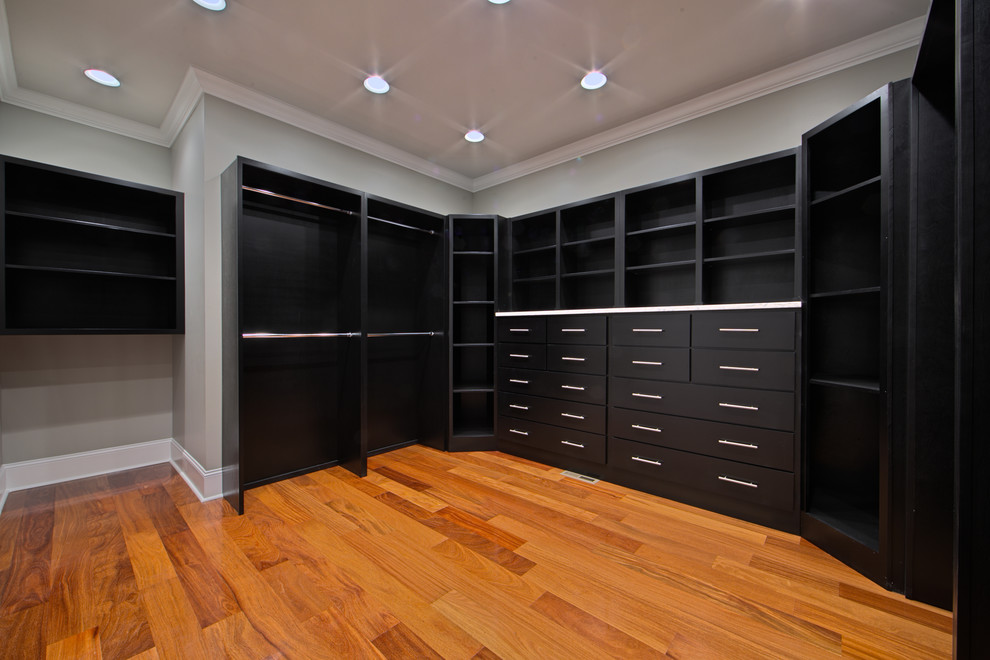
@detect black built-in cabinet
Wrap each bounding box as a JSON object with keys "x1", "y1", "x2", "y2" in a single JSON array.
[
  {"x1": 221, "y1": 158, "x2": 446, "y2": 513},
  {"x1": 0, "y1": 155, "x2": 184, "y2": 333}
]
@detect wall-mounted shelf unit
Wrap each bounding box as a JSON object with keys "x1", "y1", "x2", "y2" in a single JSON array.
[
  {"x1": 0, "y1": 155, "x2": 184, "y2": 333},
  {"x1": 500, "y1": 148, "x2": 799, "y2": 311}
]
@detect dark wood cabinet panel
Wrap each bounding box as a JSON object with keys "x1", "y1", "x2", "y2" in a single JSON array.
[
  {"x1": 546, "y1": 344, "x2": 607, "y2": 375},
  {"x1": 609, "y1": 346, "x2": 690, "y2": 382},
  {"x1": 610, "y1": 313, "x2": 690, "y2": 346},
  {"x1": 497, "y1": 316, "x2": 547, "y2": 343},
  {"x1": 547, "y1": 315, "x2": 607, "y2": 344},
  {"x1": 691, "y1": 348, "x2": 795, "y2": 391},
  {"x1": 691, "y1": 310, "x2": 795, "y2": 350},
  {"x1": 499, "y1": 342, "x2": 547, "y2": 370}
]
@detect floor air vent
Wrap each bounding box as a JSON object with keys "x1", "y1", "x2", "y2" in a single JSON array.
[{"x1": 561, "y1": 470, "x2": 600, "y2": 484}]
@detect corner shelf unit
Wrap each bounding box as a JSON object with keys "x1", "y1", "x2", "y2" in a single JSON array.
[
  {"x1": 449, "y1": 214, "x2": 499, "y2": 450},
  {"x1": 0, "y1": 155, "x2": 184, "y2": 333},
  {"x1": 801, "y1": 82, "x2": 909, "y2": 589},
  {"x1": 500, "y1": 148, "x2": 799, "y2": 311}
]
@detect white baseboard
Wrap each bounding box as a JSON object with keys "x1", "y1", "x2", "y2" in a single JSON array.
[
  {"x1": 169, "y1": 439, "x2": 223, "y2": 502},
  {"x1": 0, "y1": 438, "x2": 222, "y2": 515}
]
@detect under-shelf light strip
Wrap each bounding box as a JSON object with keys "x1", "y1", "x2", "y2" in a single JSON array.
[
  {"x1": 242, "y1": 332, "x2": 358, "y2": 339},
  {"x1": 242, "y1": 186, "x2": 439, "y2": 236}
]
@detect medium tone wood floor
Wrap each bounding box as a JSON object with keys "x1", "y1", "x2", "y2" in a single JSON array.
[{"x1": 0, "y1": 445, "x2": 952, "y2": 659}]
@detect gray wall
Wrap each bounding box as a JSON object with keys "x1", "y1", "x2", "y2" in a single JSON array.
[
  {"x1": 473, "y1": 50, "x2": 918, "y2": 217},
  {"x1": 0, "y1": 102, "x2": 175, "y2": 465}
]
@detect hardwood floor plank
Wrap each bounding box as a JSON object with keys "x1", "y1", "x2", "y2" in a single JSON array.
[
  {"x1": 123, "y1": 530, "x2": 179, "y2": 590},
  {"x1": 222, "y1": 512, "x2": 288, "y2": 571},
  {"x1": 372, "y1": 622, "x2": 444, "y2": 660},
  {"x1": 837, "y1": 582, "x2": 953, "y2": 634},
  {"x1": 140, "y1": 578, "x2": 211, "y2": 660},
  {"x1": 431, "y1": 539, "x2": 544, "y2": 606},
  {"x1": 433, "y1": 506, "x2": 526, "y2": 551},
  {"x1": 366, "y1": 471, "x2": 450, "y2": 512},
  {"x1": 202, "y1": 612, "x2": 285, "y2": 660},
  {"x1": 45, "y1": 627, "x2": 102, "y2": 660},
  {"x1": 0, "y1": 603, "x2": 47, "y2": 659},
  {"x1": 262, "y1": 559, "x2": 335, "y2": 623},
  {"x1": 0, "y1": 495, "x2": 54, "y2": 617},
  {"x1": 530, "y1": 591, "x2": 666, "y2": 659},
  {"x1": 160, "y1": 529, "x2": 241, "y2": 628},
  {"x1": 301, "y1": 608, "x2": 388, "y2": 659},
  {"x1": 140, "y1": 485, "x2": 190, "y2": 539}
]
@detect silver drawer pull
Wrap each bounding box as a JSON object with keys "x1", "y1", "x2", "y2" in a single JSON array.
[
  {"x1": 561, "y1": 385, "x2": 586, "y2": 391},
  {"x1": 561, "y1": 356, "x2": 586, "y2": 362},
  {"x1": 561, "y1": 413, "x2": 585, "y2": 420},
  {"x1": 718, "y1": 475, "x2": 759, "y2": 489},
  {"x1": 718, "y1": 439, "x2": 758, "y2": 449},
  {"x1": 561, "y1": 328, "x2": 586, "y2": 333},
  {"x1": 509, "y1": 404, "x2": 529, "y2": 411},
  {"x1": 719, "y1": 402, "x2": 759, "y2": 411},
  {"x1": 561, "y1": 440, "x2": 585, "y2": 448},
  {"x1": 631, "y1": 456, "x2": 663, "y2": 467},
  {"x1": 509, "y1": 328, "x2": 530, "y2": 333},
  {"x1": 719, "y1": 328, "x2": 759, "y2": 333},
  {"x1": 632, "y1": 360, "x2": 664, "y2": 366},
  {"x1": 509, "y1": 379, "x2": 529, "y2": 384},
  {"x1": 509, "y1": 429, "x2": 529, "y2": 436},
  {"x1": 632, "y1": 328, "x2": 664, "y2": 333},
  {"x1": 632, "y1": 424, "x2": 663, "y2": 433},
  {"x1": 719, "y1": 365, "x2": 760, "y2": 372},
  {"x1": 509, "y1": 354, "x2": 530, "y2": 359},
  {"x1": 632, "y1": 392, "x2": 663, "y2": 400}
]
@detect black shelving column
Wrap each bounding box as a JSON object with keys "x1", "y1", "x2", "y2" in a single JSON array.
[
  {"x1": 449, "y1": 214, "x2": 499, "y2": 451},
  {"x1": 801, "y1": 82, "x2": 910, "y2": 590}
]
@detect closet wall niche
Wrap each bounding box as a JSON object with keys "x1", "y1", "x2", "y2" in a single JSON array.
[{"x1": 221, "y1": 158, "x2": 446, "y2": 513}]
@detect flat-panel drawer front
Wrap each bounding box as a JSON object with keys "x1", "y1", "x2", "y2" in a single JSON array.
[
  {"x1": 498, "y1": 367, "x2": 547, "y2": 397},
  {"x1": 543, "y1": 371, "x2": 607, "y2": 404},
  {"x1": 499, "y1": 392, "x2": 605, "y2": 434},
  {"x1": 691, "y1": 311, "x2": 795, "y2": 350},
  {"x1": 607, "y1": 377, "x2": 694, "y2": 415},
  {"x1": 691, "y1": 384, "x2": 795, "y2": 431},
  {"x1": 608, "y1": 437, "x2": 795, "y2": 511},
  {"x1": 499, "y1": 342, "x2": 547, "y2": 370},
  {"x1": 611, "y1": 313, "x2": 690, "y2": 347},
  {"x1": 547, "y1": 315, "x2": 607, "y2": 345},
  {"x1": 609, "y1": 346, "x2": 690, "y2": 382},
  {"x1": 691, "y1": 349, "x2": 795, "y2": 391},
  {"x1": 498, "y1": 416, "x2": 606, "y2": 464},
  {"x1": 547, "y1": 344, "x2": 607, "y2": 375},
  {"x1": 608, "y1": 407, "x2": 794, "y2": 470},
  {"x1": 497, "y1": 317, "x2": 546, "y2": 343}
]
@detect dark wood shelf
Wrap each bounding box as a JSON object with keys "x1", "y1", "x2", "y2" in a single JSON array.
[
  {"x1": 452, "y1": 428, "x2": 495, "y2": 438},
  {"x1": 809, "y1": 175, "x2": 882, "y2": 207},
  {"x1": 453, "y1": 300, "x2": 495, "y2": 305},
  {"x1": 452, "y1": 387, "x2": 495, "y2": 394},
  {"x1": 626, "y1": 220, "x2": 696, "y2": 237},
  {"x1": 453, "y1": 342, "x2": 495, "y2": 348},
  {"x1": 514, "y1": 244, "x2": 556, "y2": 256},
  {"x1": 6, "y1": 209, "x2": 177, "y2": 238},
  {"x1": 809, "y1": 286, "x2": 881, "y2": 299},
  {"x1": 703, "y1": 204, "x2": 795, "y2": 225},
  {"x1": 809, "y1": 376, "x2": 881, "y2": 392},
  {"x1": 627, "y1": 259, "x2": 696, "y2": 272},
  {"x1": 454, "y1": 251, "x2": 495, "y2": 256},
  {"x1": 703, "y1": 249, "x2": 795, "y2": 264},
  {"x1": 560, "y1": 268, "x2": 614, "y2": 279},
  {"x1": 514, "y1": 275, "x2": 556, "y2": 283},
  {"x1": 562, "y1": 235, "x2": 615, "y2": 248},
  {"x1": 6, "y1": 263, "x2": 177, "y2": 281}
]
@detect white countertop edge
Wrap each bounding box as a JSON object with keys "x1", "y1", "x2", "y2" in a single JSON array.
[{"x1": 495, "y1": 301, "x2": 802, "y2": 317}]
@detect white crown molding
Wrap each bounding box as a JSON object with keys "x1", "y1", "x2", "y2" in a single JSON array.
[
  {"x1": 471, "y1": 16, "x2": 926, "y2": 192},
  {"x1": 169, "y1": 438, "x2": 222, "y2": 502},
  {"x1": 190, "y1": 68, "x2": 474, "y2": 190},
  {"x1": 1, "y1": 0, "x2": 924, "y2": 193}
]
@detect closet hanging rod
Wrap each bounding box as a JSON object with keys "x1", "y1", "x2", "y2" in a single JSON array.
[
  {"x1": 367, "y1": 331, "x2": 443, "y2": 338},
  {"x1": 243, "y1": 186, "x2": 438, "y2": 236},
  {"x1": 368, "y1": 216, "x2": 439, "y2": 237},
  {"x1": 242, "y1": 332, "x2": 359, "y2": 339},
  {"x1": 241, "y1": 186, "x2": 359, "y2": 217}
]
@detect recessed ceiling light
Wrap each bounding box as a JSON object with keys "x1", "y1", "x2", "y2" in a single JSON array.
[
  {"x1": 83, "y1": 69, "x2": 120, "y2": 87},
  {"x1": 488, "y1": 0, "x2": 511, "y2": 4},
  {"x1": 364, "y1": 75, "x2": 390, "y2": 94},
  {"x1": 581, "y1": 70, "x2": 607, "y2": 90},
  {"x1": 192, "y1": 0, "x2": 226, "y2": 10},
  {"x1": 465, "y1": 130, "x2": 485, "y2": 143}
]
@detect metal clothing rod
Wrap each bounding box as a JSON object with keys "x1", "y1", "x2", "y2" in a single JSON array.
[
  {"x1": 242, "y1": 186, "x2": 359, "y2": 217},
  {"x1": 242, "y1": 332, "x2": 359, "y2": 339},
  {"x1": 368, "y1": 331, "x2": 443, "y2": 338},
  {"x1": 368, "y1": 215, "x2": 439, "y2": 236}
]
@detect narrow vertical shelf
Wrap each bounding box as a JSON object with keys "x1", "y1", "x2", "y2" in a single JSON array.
[{"x1": 450, "y1": 215, "x2": 499, "y2": 449}]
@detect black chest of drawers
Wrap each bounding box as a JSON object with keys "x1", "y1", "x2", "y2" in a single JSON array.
[{"x1": 497, "y1": 307, "x2": 800, "y2": 532}]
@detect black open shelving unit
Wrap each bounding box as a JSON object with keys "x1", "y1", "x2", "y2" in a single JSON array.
[{"x1": 0, "y1": 155, "x2": 184, "y2": 333}]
